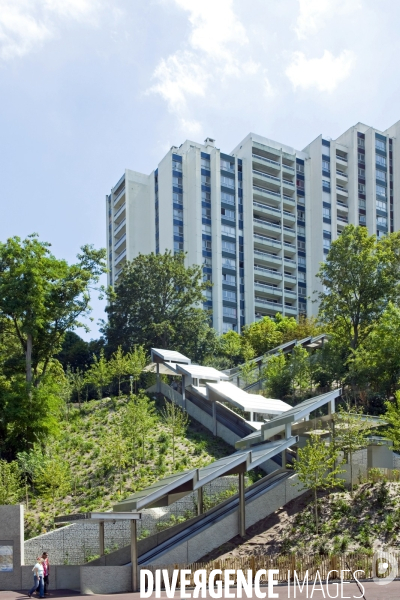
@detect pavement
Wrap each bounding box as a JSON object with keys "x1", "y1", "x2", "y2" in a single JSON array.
[{"x1": 1, "y1": 581, "x2": 400, "y2": 598}]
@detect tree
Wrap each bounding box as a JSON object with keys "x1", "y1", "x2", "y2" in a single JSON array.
[
  {"x1": 0, "y1": 459, "x2": 21, "y2": 504},
  {"x1": 17, "y1": 447, "x2": 43, "y2": 508},
  {"x1": 241, "y1": 316, "x2": 283, "y2": 357},
  {"x1": 35, "y1": 454, "x2": 70, "y2": 526},
  {"x1": 161, "y1": 400, "x2": 189, "y2": 469},
  {"x1": 85, "y1": 350, "x2": 112, "y2": 399},
  {"x1": 56, "y1": 331, "x2": 91, "y2": 371},
  {"x1": 351, "y1": 304, "x2": 400, "y2": 397},
  {"x1": 109, "y1": 346, "x2": 128, "y2": 395},
  {"x1": 126, "y1": 345, "x2": 147, "y2": 394},
  {"x1": 292, "y1": 434, "x2": 343, "y2": 533},
  {"x1": 103, "y1": 251, "x2": 212, "y2": 355},
  {"x1": 332, "y1": 404, "x2": 373, "y2": 496},
  {"x1": 289, "y1": 346, "x2": 311, "y2": 397},
  {"x1": 136, "y1": 394, "x2": 157, "y2": 461},
  {"x1": 68, "y1": 367, "x2": 86, "y2": 408},
  {"x1": 101, "y1": 418, "x2": 129, "y2": 494},
  {"x1": 0, "y1": 235, "x2": 106, "y2": 387},
  {"x1": 218, "y1": 330, "x2": 243, "y2": 368},
  {"x1": 262, "y1": 351, "x2": 291, "y2": 399},
  {"x1": 239, "y1": 343, "x2": 256, "y2": 387},
  {"x1": 317, "y1": 226, "x2": 400, "y2": 350},
  {"x1": 384, "y1": 392, "x2": 400, "y2": 450},
  {"x1": 123, "y1": 395, "x2": 143, "y2": 468}
]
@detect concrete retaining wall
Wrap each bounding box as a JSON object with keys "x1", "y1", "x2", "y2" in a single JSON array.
[
  {"x1": 21, "y1": 565, "x2": 80, "y2": 592},
  {"x1": 80, "y1": 565, "x2": 131, "y2": 594}
]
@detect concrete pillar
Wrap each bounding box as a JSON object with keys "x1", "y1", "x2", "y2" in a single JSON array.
[
  {"x1": 285, "y1": 422, "x2": 291, "y2": 439},
  {"x1": 212, "y1": 400, "x2": 217, "y2": 436},
  {"x1": 328, "y1": 398, "x2": 335, "y2": 416},
  {"x1": 182, "y1": 375, "x2": 186, "y2": 410},
  {"x1": 197, "y1": 487, "x2": 203, "y2": 515},
  {"x1": 131, "y1": 520, "x2": 138, "y2": 593},
  {"x1": 156, "y1": 362, "x2": 160, "y2": 393},
  {"x1": 99, "y1": 521, "x2": 105, "y2": 556},
  {"x1": 281, "y1": 449, "x2": 286, "y2": 470},
  {"x1": 250, "y1": 412, "x2": 254, "y2": 422},
  {"x1": 238, "y1": 472, "x2": 245, "y2": 537}
]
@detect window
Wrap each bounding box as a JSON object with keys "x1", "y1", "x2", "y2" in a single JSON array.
[
  {"x1": 377, "y1": 216, "x2": 388, "y2": 226},
  {"x1": 172, "y1": 160, "x2": 182, "y2": 171},
  {"x1": 323, "y1": 238, "x2": 331, "y2": 249},
  {"x1": 202, "y1": 206, "x2": 211, "y2": 219},
  {"x1": 358, "y1": 183, "x2": 365, "y2": 193},
  {"x1": 221, "y1": 191, "x2": 234, "y2": 205},
  {"x1": 202, "y1": 191, "x2": 211, "y2": 202},
  {"x1": 323, "y1": 207, "x2": 331, "y2": 219},
  {"x1": 297, "y1": 226, "x2": 305, "y2": 236},
  {"x1": 298, "y1": 272, "x2": 306, "y2": 282},
  {"x1": 173, "y1": 176, "x2": 182, "y2": 188},
  {"x1": 376, "y1": 139, "x2": 386, "y2": 152},
  {"x1": 376, "y1": 155, "x2": 387, "y2": 167},
  {"x1": 322, "y1": 179, "x2": 330, "y2": 190},
  {"x1": 358, "y1": 168, "x2": 365, "y2": 178},
  {"x1": 376, "y1": 200, "x2": 387, "y2": 213},
  {"x1": 376, "y1": 170, "x2": 386, "y2": 182},
  {"x1": 376, "y1": 185, "x2": 386, "y2": 198},
  {"x1": 173, "y1": 208, "x2": 183, "y2": 220},
  {"x1": 203, "y1": 272, "x2": 212, "y2": 282},
  {"x1": 173, "y1": 192, "x2": 183, "y2": 205},
  {"x1": 222, "y1": 240, "x2": 235, "y2": 253},
  {"x1": 202, "y1": 239, "x2": 212, "y2": 250},
  {"x1": 358, "y1": 153, "x2": 365, "y2": 163},
  {"x1": 221, "y1": 176, "x2": 235, "y2": 189},
  {"x1": 223, "y1": 289, "x2": 237, "y2": 302},
  {"x1": 201, "y1": 158, "x2": 210, "y2": 169},
  {"x1": 297, "y1": 179, "x2": 305, "y2": 189},
  {"x1": 221, "y1": 224, "x2": 236, "y2": 237},
  {"x1": 298, "y1": 210, "x2": 305, "y2": 220},
  {"x1": 174, "y1": 241, "x2": 183, "y2": 252},
  {"x1": 322, "y1": 160, "x2": 330, "y2": 171},
  {"x1": 174, "y1": 225, "x2": 183, "y2": 236},
  {"x1": 204, "y1": 289, "x2": 212, "y2": 300},
  {"x1": 202, "y1": 223, "x2": 211, "y2": 234},
  {"x1": 203, "y1": 256, "x2": 212, "y2": 267},
  {"x1": 358, "y1": 137, "x2": 365, "y2": 148},
  {"x1": 222, "y1": 322, "x2": 234, "y2": 333},
  {"x1": 359, "y1": 199, "x2": 366, "y2": 208},
  {"x1": 296, "y1": 163, "x2": 304, "y2": 174},
  {"x1": 223, "y1": 273, "x2": 236, "y2": 284},
  {"x1": 359, "y1": 214, "x2": 366, "y2": 224},
  {"x1": 221, "y1": 159, "x2": 234, "y2": 171},
  {"x1": 297, "y1": 240, "x2": 305, "y2": 250},
  {"x1": 221, "y1": 207, "x2": 235, "y2": 220},
  {"x1": 201, "y1": 175, "x2": 211, "y2": 186},
  {"x1": 222, "y1": 257, "x2": 236, "y2": 269},
  {"x1": 298, "y1": 256, "x2": 306, "y2": 266},
  {"x1": 223, "y1": 306, "x2": 237, "y2": 318}
]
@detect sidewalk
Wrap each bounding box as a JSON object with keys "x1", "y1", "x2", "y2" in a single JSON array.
[{"x1": 2, "y1": 581, "x2": 400, "y2": 599}]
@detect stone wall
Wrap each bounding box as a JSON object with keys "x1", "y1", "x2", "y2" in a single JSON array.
[{"x1": 24, "y1": 476, "x2": 246, "y2": 565}]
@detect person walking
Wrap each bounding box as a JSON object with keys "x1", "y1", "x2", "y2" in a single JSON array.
[
  {"x1": 41, "y1": 552, "x2": 49, "y2": 595},
  {"x1": 28, "y1": 557, "x2": 44, "y2": 598}
]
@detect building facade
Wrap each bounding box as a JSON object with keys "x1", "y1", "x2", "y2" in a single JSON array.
[{"x1": 106, "y1": 121, "x2": 400, "y2": 334}]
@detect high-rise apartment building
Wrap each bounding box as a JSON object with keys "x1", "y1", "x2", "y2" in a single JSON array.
[{"x1": 106, "y1": 121, "x2": 400, "y2": 334}]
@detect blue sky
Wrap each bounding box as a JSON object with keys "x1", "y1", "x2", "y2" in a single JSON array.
[{"x1": 1, "y1": 0, "x2": 399, "y2": 340}]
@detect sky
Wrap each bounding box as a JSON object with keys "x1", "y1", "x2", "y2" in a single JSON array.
[{"x1": 1, "y1": 0, "x2": 400, "y2": 340}]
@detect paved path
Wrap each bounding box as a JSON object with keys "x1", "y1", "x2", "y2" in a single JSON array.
[{"x1": 2, "y1": 581, "x2": 400, "y2": 598}]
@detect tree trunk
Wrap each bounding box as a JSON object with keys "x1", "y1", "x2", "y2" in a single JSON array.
[
  {"x1": 314, "y1": 487, "x2": 318, "y2": 534},
  {"x1": 26, "y1": 333, "x2": 33, "y2": 383}
]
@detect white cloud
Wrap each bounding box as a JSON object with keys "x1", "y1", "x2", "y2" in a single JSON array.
[
  {"x1": 149, "y1": 0, "x2": 261, "y2": 127},
  {"x1": 0, "y1": 0, "x2": 102, "y2": 60},
  {"x1": 285, "y1": 50, "x2": 356, "y2": 93},
  {"x1": 295, "y1": 0, "x2": 362, "y2": 39}
]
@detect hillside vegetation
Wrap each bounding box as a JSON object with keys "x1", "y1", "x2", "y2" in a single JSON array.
[{"x1": 23, "y1": 394, "x2": 233, "y2": 539}]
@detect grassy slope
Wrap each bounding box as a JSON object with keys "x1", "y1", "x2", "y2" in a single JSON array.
[
  {"x1": 24, "y1": 395, "x2": 233, "y2": 539},
  {"x1": 199, "y1": 479, "x2": 400, "y2": 561}
]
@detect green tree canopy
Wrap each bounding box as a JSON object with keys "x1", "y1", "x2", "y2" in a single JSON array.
[
  {"x1": 241, "y1": 316, "x2": 283, "y2": 357},
  {"x1": 103, "y1": 251, "x2": 212, "y2": 357},
  {"x1": 0, "y1": 234, "x2": 106, "y2": 386},
  {"x1": 317, "y1": 226, "x2": 400, "y2": 350}
]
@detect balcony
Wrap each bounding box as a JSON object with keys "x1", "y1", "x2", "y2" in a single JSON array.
[
  {"x1": 114, "y1": 248, "x2": 127, "y2": 265},
  {"x1": 284, "y1": 256, "x2": 297, "y2": 265},
  {"x1": 282, "y1": 163, "x2": 295, "y2": 174},
  {"x1": 255, "y1": 297, "x2": 282, "y2": 310},
  {"x1": 254, "y1": 234, "x2": 281, "y2": 250},
  {"x1": 253, "y1": 169, "x2": 281, "y2": 189},
  {"x1": 114, "y1": 233, "x2": 126, "y2": 251},
  {"x1": 284, "y1": 272, "x2": 297, "y2": 281},
  {"x1": 253, "y1": 201, "x2": 281, "y2": 218},
  {"x1": 283, "y1": 226, "x2": 296, "y2": 238},
  {"x1": 283, "y1": 194, "x2": 295, "y2": 207},
  {"x1": 282, "y1": 179, "x2": 295, "y2": 190},
  {"x1": 114, "y1": 218, "x2": 126, "y2": 236},
  {"x1": 282, "y1": 210, "x2": 296, "y2": 222},
  {"x1": 253, "y1": 185, "x2": 281, "y2": 202},
  {"x1": 252, "y1": 153, "x2": 280, "y2": 171},
  {"x1": 254, "y1": 265, "x2": 282, "y2": 281},
  {"x1": 337, "y1": 215, "x2": 348, "y2": 224},
  {"x1": 336, "y1": 200, "x2": 348, "y2": 212},
  {"x1": 253, "y1": 217, "x2": 281, "y2": 234},
  {"x1": 113, "y1": 187, "x2": 126, "y2": 208},
  {"x1": 336, "y1": 185, "x2": 348, "y2": 197},
  {"x1": 336, "y1": 154, "x2": 348, "y2": 164},
  {"x1": 254, "y1": 281, "x2": 283, "y2": 296},
  {"x1": 114, "y1": 203, "x2": 126, "y2": 222},
  {"x1": 336, "y1": 169, "x2": 348, "y2": 181},
  {"x1": 254, "y1": 250, "x2": 282, "y2": 265},
  {"x1": 284, "y1": 288, "x2": 297, "y2": 297},
  {"x1": 284, "y1": 305, "x2": 298, "y2": 315}
]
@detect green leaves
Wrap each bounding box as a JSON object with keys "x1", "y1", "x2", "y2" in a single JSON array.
[{"x1": 0, "y1": 459, "x2": 22, "y2": 504}]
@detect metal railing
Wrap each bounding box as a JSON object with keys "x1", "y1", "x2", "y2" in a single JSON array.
[
  {"x1": 253, "y1": 201, "x2": 281, "y2": 214},
  {"x1": 253, "y1": 169, "x2": 280, "y2": 183},
  {"x1": 253, "y1": 185, "x2": 281, "y2": 198},
  {"x1": 114, "y1": 203, "x2": 126, "y2": 221},
  {"x1": 252, "y1": 153, "x2": 280, "y2": 168},
  {"x1": 254, "y1": 217, "x2": 281, "y2": 230}
]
